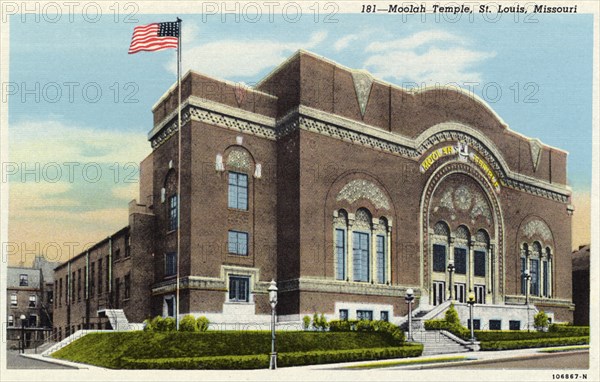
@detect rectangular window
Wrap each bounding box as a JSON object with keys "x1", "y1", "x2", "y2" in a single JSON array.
[
  {"x1": 530, "y1": 258, "x2": 539, "y2": 296},
  {"x1": 335, "y1": 229, "x2": 346, "y2": 280},
  {"x1": 124, "y1": 274, "x2": 131, "y2": 299},
  {"x1": 543, "y1": 260, "x2": 549, "y2": 297},
  {"x1": 59, "y1": 279, "x2": 63, "y2": 306},
  {"x1": 98, "y1": 258, "x2": 103, "y2": 295},
  {"x1": 380, "y1": 311, "x2": 389, "y2": 322},
  {"x1": 29, "y1": 314, "x2": 37, "y2": 327},
  {"x1": 454, "y1": 283, "x2": 466, "y2": 303},
  {"x1": 105, "y1": 257, "x2": 110, "y2": 293},
  {"x1": 520, "y1": 257, "x2": 526, "y2": 295},
  {"x1": 29, "y1": 295, "x2": 36, "y2": 308},
  {"x1": 376, "y1": 235, "x2": 386, "y2": 284},
  {"x1": 47, "y1": 291, "x2": 53, "y2": 304},
  {"x1": 20, "y1": 274, "x2": 28, "y2": 286},
  {"x1": 71, "y1": 272, "x2": 76, "y2": 302},
  {"x1": 228, "y1": 172, "x2": 248, "y2": 210},
  {"x1": 474, "y1": 250, "x2": 486, "y2": 277},
  {"x1": 165, "y1": 252, "x2": 177, "y2": 277},
  {"x1": 474, "y1": 284, "x2": 485, "y2": 304},
  {"x1": 228, "y1": 276, "x2": 250, "y2": 302},
  {"x1": 228, "y1": 231, "x2": 249, "y2": 256},
  {"x1": 125, "y1": 234, "x2": 131, "y2": 258},
  {"x1": 356, "y1": 310, "x2": 373, "y2": 321},
  {"x1": 509, "y1": 320, "x2": 521, "y2": 330},
  {"x1": 10, "y1": 294, "x2": 17, "y2": 306},
  {"x1": 114, "y1": 248, "x2": 120, "y2": 260},
  {"x1": 489, "y1": 319, "x2": 502, "y2": 330},
  {"x1": 77, "y1": 269, "x2": 82, "y2": 301},
  {"x1": 468, "y1": 319, "x2": 481, "y2": 330},
  {"x1": 8, "y1": 315, "x2": 14, "y2": 327},
  {"x1": 454, "y1": 247, "x2": 467, "y2": 274},
  {"x1": 115, "y1": 278, "x2": 120, "y2": 307},
  {"x1": 90, "y1": 263, "x2": 95, "y2": 296},
  {"x1": 352, "y1": 232, "x2": 370, "y2": 282},
  {"x1": 339, "y1": 309, "x2": 349, "y2": 321},
  {"x1": 433, "y1": 244, "x2": 446, "y2": 272},
  {"x1": 168, "y1": 194, "x2": 178, "y2": 231}
]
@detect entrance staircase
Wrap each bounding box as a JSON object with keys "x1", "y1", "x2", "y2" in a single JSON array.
[
  {"x1": 98, "y1": 309, "x2": 131, "y2": 331},
  {"x1": 402, "y1": 300, "x2": 478, "y2": 355}
]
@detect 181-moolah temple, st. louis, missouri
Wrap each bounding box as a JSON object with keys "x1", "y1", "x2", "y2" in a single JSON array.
[{"x1": 52, "y1": 50, "x2": 575, "y2": 340}]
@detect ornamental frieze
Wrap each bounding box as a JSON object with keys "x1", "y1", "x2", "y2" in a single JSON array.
[
  {"x1": 336, "y1": 179, "x2": 391, "y2": 210},
  {"x1": 522, "y1": 219, "x2": 553, "y2": 242}
]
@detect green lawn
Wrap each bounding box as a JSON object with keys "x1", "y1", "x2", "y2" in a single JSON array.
[{"x1": 52, "y1": 331, "x2": 423, "y2": 369}]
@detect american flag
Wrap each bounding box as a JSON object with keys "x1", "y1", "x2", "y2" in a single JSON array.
[{"x1": 128, "y1": 22, "x2": 179, "y2": 54}]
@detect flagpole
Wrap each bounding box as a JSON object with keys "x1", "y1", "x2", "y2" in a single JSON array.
[{"x1": 175, "y1": 17, "x2": 182, "y2": 331}]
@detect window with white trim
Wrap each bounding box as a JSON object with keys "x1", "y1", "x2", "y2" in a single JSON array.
[
  {"x1": 228, "y1": 276, "x2": 250, "y2": 302},
  {"x1": 10, "y1": 294, "x2": 17, "y2": 306},
  {"x1": 29, "y1": 295, "x2": 36, "y2": 308},
  {"x1": 228, "y1": 231, "x2": 248, "y2": 256},
  {"x1": 228, "y1": 172, "x2": 248, "y2": 210}
]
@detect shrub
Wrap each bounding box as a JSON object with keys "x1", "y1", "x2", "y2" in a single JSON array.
[
  {"x1": 534, "y1": 311, "x2": 549, "y2": 332},
  {"x1": 444, "y1": 303, "x2": 460, "y2": 325},
  {"x1": 155, "y1": 317, "x2": 176, "y2": 331},
  {"x1": 479, "y1": 336, "x2": 589, "y2": 351},
  {"x1": 179, "y1": 315, "x2": 198, "y2": 332},
  {"x1": 120, "y1": 345, "x2": 424, "y2": 369},
  {"x1": 327, "y1": 320, "x2": 404, "y2": 344},
  {"x1": 302, "y1": 316, "x2": 311, "y2": 330},
  {"x1": 312, "y1": 313, "x2": 319, "y2": 331},
  {"x1": 320, "y1": 314, "x2": 329, "y2": 331},
  {"x1": 474, "y1": 330, "x2": 582, "y2": 342},
  {"x1": 548, "y1": 324, "x2": 589, "y2": 336},
  {"x1": 424, "y1": 319, "x2": 470, "y2": 340},
  {"x1": 196, "y1": 316, "x2": 209, "y2": 332}
]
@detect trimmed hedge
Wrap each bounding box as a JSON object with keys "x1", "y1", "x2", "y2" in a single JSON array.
[
  {"x1": 328, "y1": 320, "x2": 405, "y2": 343},
  {"x1": 474, "y1": 330, "x2": 586, "y2": 342},
  {"x1": 121, "y1": 345, "x2": 424, "y2": 369},
  {"x1": 548, "y1": 324, "x2": 589, "y2": 336},
  {"x1": 52, "y1": 331, "x2": 402, "y2": 368},
  {"x1": 479, "y1": 336, "x2": 589, "y2": 351},
  {"x1": 423, "y1": 319, "x2": 470, "y2": 340}
]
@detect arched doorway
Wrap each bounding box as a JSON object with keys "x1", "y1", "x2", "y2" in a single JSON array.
[{"x1": 421, "y1": 162, "x2": 504, "y2": 307}]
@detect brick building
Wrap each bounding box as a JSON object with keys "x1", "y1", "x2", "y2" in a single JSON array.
[
  {"x1": 53, "y1": 50, "x2": 575, "y2": 338},
  {"x1": 572, "y1": 245, "x2": 590, "y2": 326},
  {"x1": 7, "y1": 256, "x2": 59, "y2": 348}
]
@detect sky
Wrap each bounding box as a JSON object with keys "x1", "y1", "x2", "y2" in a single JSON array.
[{"x1": 5, "y1": 11, "x2": 593, "y2": 265}]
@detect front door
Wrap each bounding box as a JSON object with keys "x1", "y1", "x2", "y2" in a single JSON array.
[{"x1": 432, "y1": 281, "x2": 445, "y2": 305}]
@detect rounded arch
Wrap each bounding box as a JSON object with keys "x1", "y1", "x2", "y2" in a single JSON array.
[
  {"x1": 514, "y1": 215, "x2": 556, "y2": 255},
  {"x1": 420, "y1": 160, "x2": 505, "y2": 302},
  {"x1": 433, "y1": 221, "x2": 451, "y2": 240},
  {"x1": 476, "y1": 229, "x2": 491, "y2": 246},
  {"x1": 223, "y1": 144, "x2": 256, "y2": 173},
  {"x1": 455, "y1": 225, "x2": 471, "y2": 242}
]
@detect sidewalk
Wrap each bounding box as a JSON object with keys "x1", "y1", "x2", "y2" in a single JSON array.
[
  {"x1": 294, "y1": 346, "x2": 589, "y2": 370},
  {"x1": 18, "y1": 353, "x2": 105, "y2": 370}
]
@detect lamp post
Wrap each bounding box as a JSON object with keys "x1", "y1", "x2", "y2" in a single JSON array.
[
  {"x1": 467, "y1": 293, "x2": 476, "y2": 343},
  {"x1": 447, "y1": 263, "x2": 455, "y2": 300},
  {"x1": 524, "y1": 269, "x2": 532, "y2": 331},
  {"x1": 268, "y1": 280, "x2": 278, "y2": 370},
  {"x1": 404, "y1": 288, "x2": 414, "y2": 342},
  {"x1": 20, "y1": 314, "x2": 26, "y2": 353}
]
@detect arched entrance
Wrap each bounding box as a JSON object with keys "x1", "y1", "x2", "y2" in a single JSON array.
[{"x1": 421, "y1": 161, "x2": 504, "y2": 307}]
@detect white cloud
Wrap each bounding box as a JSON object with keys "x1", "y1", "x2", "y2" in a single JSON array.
[
  {"x1": 334, "y1": 34, "x2": 359, "y2": 52},
  {"x1": 167, "y1": 31, "x2": 328, "y2": 79},
  {"x1": 111, "y1": 182, "x2": 139, "y2": 201},
  {"x1": 9, "y1": 119, "x2": 150, "y2": 165},
  {"x1": 363, "y1": 30, "x2": 495, "y2": 84}
]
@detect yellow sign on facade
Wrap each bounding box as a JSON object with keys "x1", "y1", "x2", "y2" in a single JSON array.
[{"x1": 419, "y1": 146, "x2": 456, "y2": 173}]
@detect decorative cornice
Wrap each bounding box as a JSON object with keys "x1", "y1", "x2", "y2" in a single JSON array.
[{"x1": 151, "y1": 101, "x2": 570, "y2": 202}]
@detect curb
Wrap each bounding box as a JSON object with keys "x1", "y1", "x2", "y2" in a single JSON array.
[
  {"x1": 19, "y1": 353, "x2": 91, "y2": 369},
  {"x1": 410, "y1": 349, "x2": 590, "y2": 369}
]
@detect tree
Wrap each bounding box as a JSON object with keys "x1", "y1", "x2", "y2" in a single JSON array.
[
  {"x1": 534, "y1": 310, "x2": 549, "y2": 332},
  {"x1": 445, "y1": 303, "x2": 460, "y2": 325}
]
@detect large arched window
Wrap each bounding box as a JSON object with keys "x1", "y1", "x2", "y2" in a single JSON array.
[
  {"x1": 530, "y1": 241, "x2": 542, "y2": 296},
  {"x1": 334, "y1": 210, "x2": 348, "y2": 281},
  {"x1": 543, "y1": 247, "x2": 552, "y2": 297},
  {"x1": 432, "y1": 221, "x2": 450, "y2": 273},
  {"x1": 520, "y1": 243, "x2": 529, "y2": 295},
  {"x1": 353, "y1": 208, "x2": 372, "y2": 282},
  {"x1": 453, "y1": 225, "x2": 470, "y2": 276},
  {"x1": 375, "y1": 217, "x2": 389, "y2": 284}
]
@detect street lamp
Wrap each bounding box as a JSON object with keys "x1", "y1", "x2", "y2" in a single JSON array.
[
  {"x1": 404, "y1": 288, "x2": 415, "y2": 342},
  {"x1": 523, "y1": 269, "x2": 532, "y2": 331},
  {"x1": 268, "y1": 280, "x2": 278, "y2": 370},
  {"x1": 447, "y1": 263, "x2": 455, "y2": 300},
  {"x1": 467, "y1": 293, "x2": 476, "y2": 343},
  {"x1": 20, "y1": 314, "x2": 26, "y2": 353}
]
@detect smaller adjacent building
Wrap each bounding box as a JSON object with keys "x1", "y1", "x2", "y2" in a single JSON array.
[
  {"x1": 6, "y1": 256, "x2": 60, "y2": 349},
  {"x1": 572, "y1": 245, "x2": 590, "y2": 326}
]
